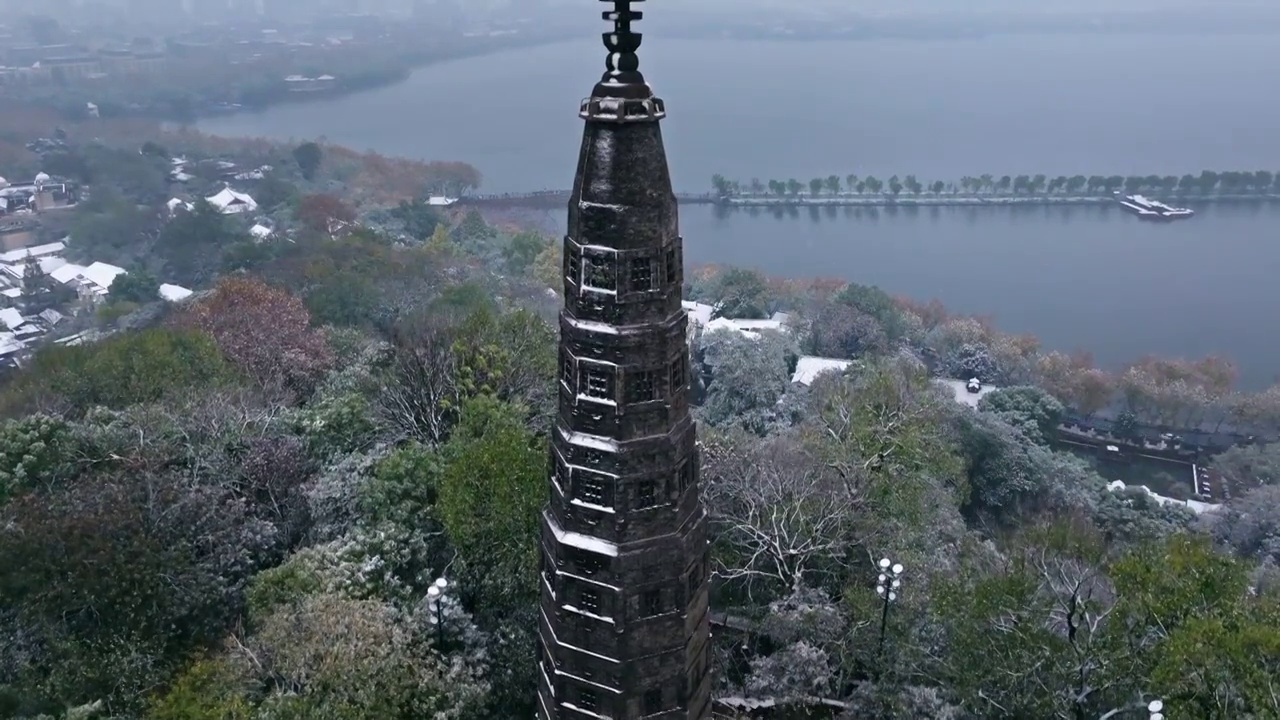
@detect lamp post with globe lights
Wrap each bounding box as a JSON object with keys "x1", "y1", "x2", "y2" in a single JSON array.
[
  {"x1": 425, "y1": 576, "x2": 449, "y2": 648},
  {"x1": 1148, "y1": 700, "x2": 1164, "y2": 720},
  {"x1": 875, "y1": 557, "x2": 903, "y2": 658}
]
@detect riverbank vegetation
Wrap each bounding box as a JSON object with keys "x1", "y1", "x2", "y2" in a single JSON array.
[
  {"x1": 2, "y1": 120, "x2": 1280, "y2": 717},
  {"x1": 685, "y1": 264, "x2": 1280, "y2": 441},
  {"x1": 712, "y1": 169, "x2": 1280, "y2": 199}
]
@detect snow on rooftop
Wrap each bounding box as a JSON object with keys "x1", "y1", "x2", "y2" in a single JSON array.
[
  {"x1": 49, "y1": 262, "x2": 87, "y2": 285},
  {"x1": 0, "y1": 332, "x2": 24, "y2": 355},
  {"x1": 249, "y1": 223, "x2": 273, "y2": 239},
  {"x1": 205, "y1": 187, "x2": 258, "y2": 214},
  {"x1": 703, "y1": 316, "x2": 785, "y2": 339},
  {"x1": 681, "y1": 300, "x2": 716, "y2": 327},
  {"x1": 792, "y1": 356, "x2": 853, "y2": 386},
  {"x1": 0, "y1": 241, "x2": 65, "y2": 263},
  {"x1": 0, "y1": 307, "x2": 23, "y2": 331},
  {"x1": 1, "y1": 256, "x2": 68, "y2": 280},
  {"x1": 427, "y1": 195, "x2": 458, "y2": 206},
  {"x1": 159, "y1": 283, "x2": 193, "y2": 302},
  {"x1": 81, "y1": 262, "x2": 127, "y2": 291}
]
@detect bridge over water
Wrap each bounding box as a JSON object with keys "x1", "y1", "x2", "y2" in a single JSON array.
[{"x1": 456, "y1": 190, "x2": 718, "y2": 209}]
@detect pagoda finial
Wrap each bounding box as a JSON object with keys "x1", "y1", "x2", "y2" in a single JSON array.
[{"x1": 597, "y1": 0, "x2": 646, "y2": 92}]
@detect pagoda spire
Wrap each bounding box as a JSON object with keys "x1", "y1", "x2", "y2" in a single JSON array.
[
  {"x1": 536, "y1": 0, "x2": 711, "y2": 718},
  {"x1": 595, "y1": 0, "x2": 647, "y2": 95}
]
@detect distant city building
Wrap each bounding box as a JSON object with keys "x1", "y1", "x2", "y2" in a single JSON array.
[{"x1": 537, "y1": 1, "x2": 711, "y2": 718}]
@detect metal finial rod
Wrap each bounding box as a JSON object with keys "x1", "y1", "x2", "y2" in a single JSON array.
[{"x1": 600, "y1": 0, "x2": 645, "y2": 86}]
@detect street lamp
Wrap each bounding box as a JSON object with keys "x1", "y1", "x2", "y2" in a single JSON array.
[
  {"x1": 1148, "y1": 699, "x2": 1164, "y2": 720},
  {"x1": 426, "y1": 576, "x2": 449, "y2": 648},
  {"x1": 875, "y1": 557, "x2": 903, "y2": 657}
]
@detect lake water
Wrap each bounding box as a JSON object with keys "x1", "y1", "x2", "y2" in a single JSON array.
[{"x1": 199, "y1": 34, "x2": 1280, "y2": 388}]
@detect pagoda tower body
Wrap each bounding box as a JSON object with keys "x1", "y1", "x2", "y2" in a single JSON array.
[{"x1": 536, "y1": 1, "x2": 711, "y2": 718}]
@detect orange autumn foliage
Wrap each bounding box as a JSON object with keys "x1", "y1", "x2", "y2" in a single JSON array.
[{"x1": 169, "y1": 276, "x2": 333, "y2": 396}]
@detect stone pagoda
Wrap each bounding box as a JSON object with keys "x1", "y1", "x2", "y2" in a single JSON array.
[{"x1": 536, "y1": 1, "x2": 711, "y2": 718}]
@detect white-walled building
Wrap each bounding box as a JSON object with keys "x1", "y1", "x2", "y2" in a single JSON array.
[{"x1": 205, "y1": 187, "x2": 258, "y2": 215}]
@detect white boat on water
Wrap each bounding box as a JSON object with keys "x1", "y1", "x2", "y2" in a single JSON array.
[{"x1": 1116, "y1": 193, "x2": 1195, "y2": 221}]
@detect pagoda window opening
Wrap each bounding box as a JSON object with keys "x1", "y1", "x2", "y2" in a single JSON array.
[
  {"x1": 582, "y1": 252, "x2": 616, "y2": 292},
  {"x1": 580, "y1": 587, "x2": 602, "y2": 614},
  {"x1": 637, "y1": 479, "x2": 658, "y2": 509},
  {"x1": 576, "y1": 475, "x2": 609, "y2": 508},
  {"x1": 641, "y1": 588, "x2": 663, "y2": 617},
  {"x1": 627, "y1": 369, "x2": 658, "y2": 404},
  {"x1": 551, "y1": 448, "x2": 569, "y2": 491},
  {"x1": 669, "y1": 356, "x2": 686, "y2": 395},
  {"x1": 560, "y1": 352, "x2": 575, "y2": 389},
  {"x1": 578, "y1": 688, "x2": 599, "y2": 712},
  {"x1": 542, "y1": 550, "x2": 557, "y2": 592},
  {"x1": 629, "y1": 256, "x2": 655, "y2": 291},
  {"x1": 677, "y1": 460, "x2": 692, "y2": 494},
  {"x1": 664, "y1": 246, "x2": 678, "y2": 285},
  {"x1": 566, "y1": 242, "x2": 582, "y2": 285},
  {"x1": 580, "y1": 366, "x2": 615, "y2": 403},
  {"x1": 686, "y1": 563, "x2": 701, "y2": 601},
  {"x1": 574, "y1": 549, "x2": 606, "y2": 577},
  {"x1": 644, "y1": 687, "x2": 665, "y2": 715}
]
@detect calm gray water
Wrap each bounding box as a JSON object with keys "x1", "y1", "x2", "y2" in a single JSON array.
[{"x1": 200, "y1": 35, "x2": 1280, "y2": 388}]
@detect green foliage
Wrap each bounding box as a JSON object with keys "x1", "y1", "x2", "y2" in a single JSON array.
[
  {"x1": 977, "y1": 385, "x2": 1065, "y2": 445},
  {"x1": 708, "y1": 267, "x2": 771, "y2": 319},
  {"x1": 934, "y1": 532, "x2": 1280, "y2": 719},
  {"x1": 0, "y1": 414, "x2": 73, "y2": 505},
  {"x1": 1091, "y1": 486, "x2": 1192, "y2": 547},
  {"x1": 453, "y1": 209, "x2": 495, "y2": 246},
  {"x1": 389, "y1": 198, "x2": 443, "y2": 240},
  {"x1": 1212, "y1": 441, "x2": 1280, "y2": 490},
  {"x1": 254, "y1": 172, "x2": 299, "y2": 211},
  {"x1": 501, "y1": 231, "x2": 549, "y2": 274},
  {"x1": 1110, "y1": 536, "x2": 1280, "y2": 717},
  {"x1": 290, "y1": 391, "x2": 378, "y2": 461},
  {"x1": 93, "y1": 299, "x2": 141, "y2": 326},
  {"x1": 700, "y1": 329, "x2": 794, "y2": 435},
  {"x1": 1114, "y1": 409, "x2": 1140, "y2": 440},
  {"x1": 360, "y1": 443, "x2": 442, "y2": 528},
  {"x1": 438, "y1": 396, "x2": 543, "y2": 608},
  {"x1": 952, "y1": 410, "x2": 1053, "y2": 521},
  {"x1": 430, "y1": 282, "x2": 496, "y2": 319},
  {"x1": 933, "y1": 524, "x2": 1111, "y2": 719},
  {"x1": 220, "y1": 239, "x2": 278, "y2": 274},
  {"x1": 69, "y1": 188, "x2": 157, "y2": 262},
  {"x1": 447, "y1": 307, "x2": 556, "y2": 415},
  {"x1": 807, "y1": 357, "x2": 964, "y2": 529},
  {"x1": 108, "y1": 267, "x2": 160, "y2": 304},
  {"x1": 248, "y1": 593, "x2": 488, "y2": 718},
  {"x1": 835, "y1": 283, "x2": 911, "y2": 343},
  {"x1": 45, "y1": 145, "x2": 168, "y2": 202},
  {"x1": 2, "y1": 328, "x2": 233, "y2": 415},
  {"x1": 145, "y1": 656, "x2": 253, "y2": 720},
  {"x1": 292, "y1": 142, "x2": 322, "y2": 181},
  {"x1": 156, "y1": 199, "x2": 241, "y2": 285},
  {"x1": 245, "y1": 555, "x2": 326, "y2": 626}
]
